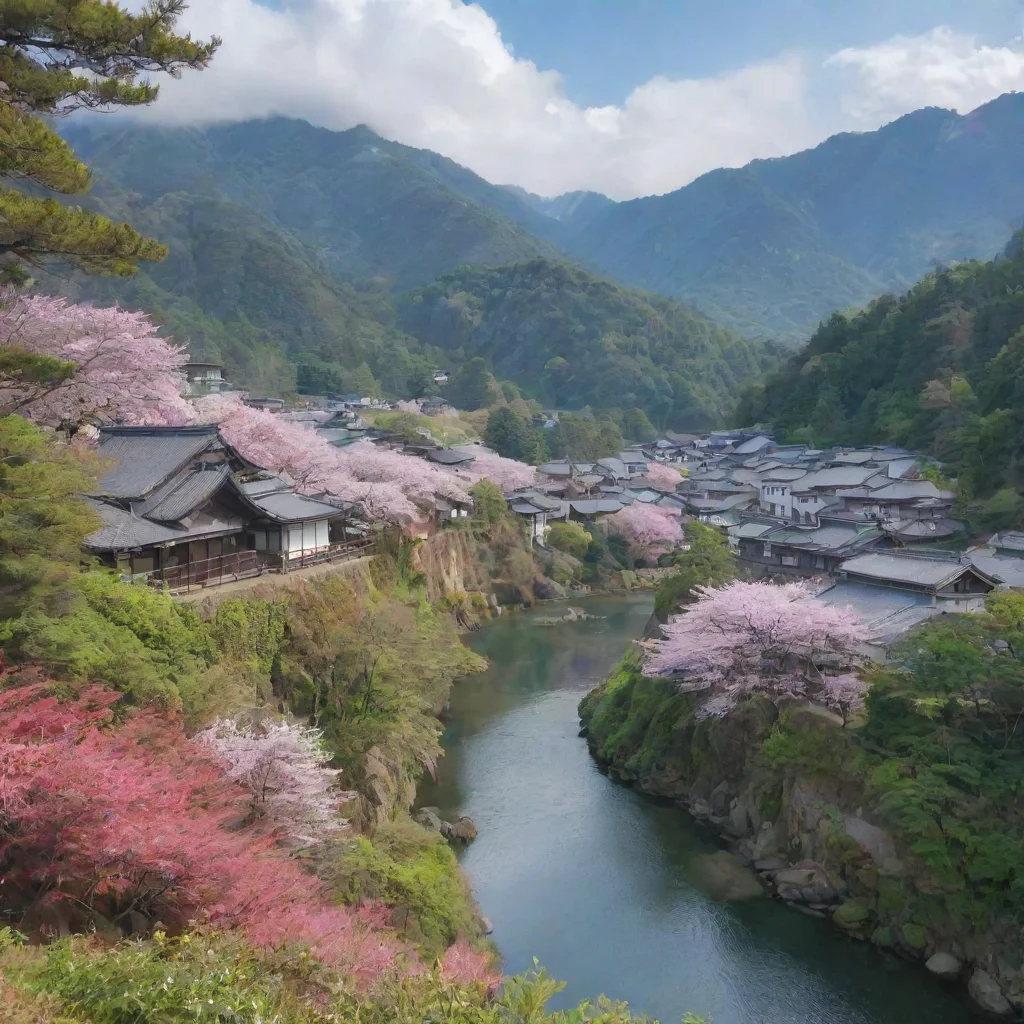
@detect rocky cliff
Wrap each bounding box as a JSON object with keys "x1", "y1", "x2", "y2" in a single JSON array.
[{"x1": 579, "y1": 654, "x2": 1024, "y2": 1019}]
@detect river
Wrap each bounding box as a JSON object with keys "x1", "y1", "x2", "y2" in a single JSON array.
[{"x1": 419, "y1": 594, "x2": 982, "y2": 1024}]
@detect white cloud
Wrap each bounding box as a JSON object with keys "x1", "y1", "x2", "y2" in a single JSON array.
[
  {"x1": 826, "y1": 27, "x2": 1024, "y2": 124},
  {"x1": 138, "y1": 2, "x2": 1024, "y2": 199}
]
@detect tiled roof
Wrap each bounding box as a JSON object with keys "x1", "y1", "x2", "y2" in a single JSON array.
[
  {"x1": 793, "y1": 466, "x2": 879, "y2": 491},
  {"x1": 733, "y1": 435, "x2": 775, "y2": 454},
  {"x1": 240, "y1": 488, "x2": 347, "y2": 524},
  {"x1": 426, "y1": 448, "x2": 476, "y2": 465},
  {"x1": 569, "y1": 499, "x2": 624, "y2": 515},
  {"x1": 83, "y1": 499, "x2": 245, "y2": 552},
  {"x1": 869, "y1": 481, "x2": 954, "y2": 501},
  {"x1": 136, "y1": 465, "x2": 231, "y2": 522},
  {"x1": 96, "y1": 425, "x2": 220, "y2": 499},
  {"x1": 839, "y1": 552, "x2": 994, "y2": 589}
]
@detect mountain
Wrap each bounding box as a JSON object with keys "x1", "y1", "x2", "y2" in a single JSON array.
[
  {"x1": 395, "y1": 258, "x2": 778, "y2": 430},
  {"x1": 63, "y1": 117, "x2": 560, "y2": 291},
  {"x1": 738, "y1": 230, "x2": 1024, "y2": 529},
  {"x1": 46, "y1": 187, "x2": 437, "y2": 397},
  {"x1": 509, "y1": 95, "x2": 1024, "y2": 343}
]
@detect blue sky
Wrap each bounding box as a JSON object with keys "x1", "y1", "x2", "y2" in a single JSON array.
[
  {"x1": 153, "y1": 0, "x2": 1024, "y2": 198},
  {"x1": 479, "y1": 0, "x2": 1024, "y2": 105}
]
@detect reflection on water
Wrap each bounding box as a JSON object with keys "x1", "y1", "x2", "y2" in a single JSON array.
[{"x1": 419, "y1": 596, "x2": 981, "y2": 1024}]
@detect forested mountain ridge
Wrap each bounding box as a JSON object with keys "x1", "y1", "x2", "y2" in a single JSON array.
[
  {"x1": 63, "y1": 117, "x2": 561, "y2": 290},
  {"x1": 396, "y1": 258, "x2": 779, "y2": 429},
  {"x1": 738, "y1": 230, "x2": 1024, "y2": 528},
  {"x1": 518, "y1": 94, "x2": 1024, "y2": 343}
]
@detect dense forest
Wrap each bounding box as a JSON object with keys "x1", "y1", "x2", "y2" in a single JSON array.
[
  {"x1": 739, "y1": 231, "x2": 1024, "y2": 529},
  {"x1": 397, "y1": 259, "x2": 779, "y2": 429}
]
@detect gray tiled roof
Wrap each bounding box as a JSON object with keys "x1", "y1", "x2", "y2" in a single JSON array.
[
  {"x1": 991, "y1": 532, "x2": 1024, "y2": 553},
  {"x1": 815, "y1": 580, "x2": 940, "y2": 644},
  {"x1": 136, "y1": 465, "x2": 231, "y2": 522},
  {"x1": 569, "y1": 499, "x2": 624, "y2": 515},
  {"x1": 242, "y1": 490, "x2": 346, "y2": 524},
  {"x1": 96, "y1": 425, "x2": 220, "y2": 499},
  {"x1": 83, "y1": 499, "x2": 244, "y2": 552},
  {"x1": 839, "y1": 552, "x2": 988, "y2": 589},
  {"x1": 426, "y1": 448, "x2": 476, "y2": 465},
  {"x1": 970, "y1": 553, "x2": 1024, "y2": 588},
  {"x1": 868, "y1": 481, "x2": 953, "y2": 501},
  {"x1": 733, "y1": 435, "x2": 774, "y2": 454},
  {"x1": 793, "y1": 466, "x2": 878, "y2": 491}
]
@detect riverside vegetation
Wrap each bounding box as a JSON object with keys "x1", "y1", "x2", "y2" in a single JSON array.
[
  {"x1": 579, "y1": 525, "x2": 1024, "y2": 1017},
  {"x1": 0, "y1": 413, "x2": 700, "y2": 1022}
]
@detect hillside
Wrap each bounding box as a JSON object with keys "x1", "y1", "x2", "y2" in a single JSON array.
[
  {"x1": 395, "y1": 258, "x2": 778, "y2": 430},
  {"x1": 520, "y1": 95, "x2": 1024, "y2": 343},
  {"x1": 46, "y1": 189, "x2": 437, "y2": 397},
  {"x1": 738, "y1": 230, "x2": 1024, "y2": 528},
  {"x1": 63, "y1": 117, "x2": 560, "y2": 290}
]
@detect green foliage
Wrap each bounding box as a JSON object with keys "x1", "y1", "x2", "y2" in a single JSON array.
[
  {"x1": 449, "y1": 358, "x2": 500, "y2": 412},
  {"x1": 654, "y1": 522, "x2": 737, "y2": 618},
  {"x1": 621, "y1": 407, "x2": 657, "y2": 443},
  {"x1": 332, "y1": 819, "x2": 479, "y2": 957},
  {"x1": 0, "y1": 0, "x2": 217, "y2": 280},
  {"x1": 855, "y1": 601, "x2": 1024, "y2": 916},
  {"x1": 578, "y1": 652, "x2": 698, "y2": 778},
  {"x1": 741, "y1": 234, "x2": 1024, "y2": 522},
  {"x1": 548, "y1": 410, "x2": 624, "y2": 461},
  {"x1": 546, "y1": 521, "x2": 592, "y2": 561},
  {"x1": 1, "y1": 928, "x2": 678, "y2": 1024},
  {"x1": 469, "y1": 480, "x2": 515, "y2": 536},
  {"x1": 484, "y1": 406, "x2": 542, "y2": 463},
  {"x1": 396, "y1": 259, "x2": 776, "y2": 430}
]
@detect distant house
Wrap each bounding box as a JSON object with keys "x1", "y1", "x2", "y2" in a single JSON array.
[
  {"x1": 243, "y1": 396, "x2": 285, "y2": 412},
  {"x1": 183, "y1": 361, "x2": 232, "y2": 397},
  {"x1": 433, "y1": 370, "x2": 450, "y2": 385},
  {"x1": 425, "y1": 447, "x2": 476, "y2": 467},
  {"x1": 836, "y1": 552, "x2": 998, "y2": 610},
  {"x1": 508, "y1": 491, "x2": 567, "y2": 545},
  {"x1": 737, "y1": 515, "x2": 886, "y2": 577},
  {"x1": 83, "y1": 425, "x2": 362, "y2": 590},
  {"x1": 421, "y1": 396, "x2": 450, "y2": 416}
]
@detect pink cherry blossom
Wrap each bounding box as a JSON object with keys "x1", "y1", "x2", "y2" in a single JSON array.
[
  {"x1": 0, "y1": 295, "x2": 194, "y2": 427},
  {"x1": 607, "y1": 503, "x2": 684, "y2": 557},
  {"x1": 456, "y1": 448, "x2": 537, "y2": 493},
  {"x1": 195, "y1": 718, "x2": 352, "y2": 844},
  {"x1": 644, "y1": 580, "x2": 868, "y2": 719},
  {"x1": 644, "y1": 461, "x2": 682, "y2": 490}
]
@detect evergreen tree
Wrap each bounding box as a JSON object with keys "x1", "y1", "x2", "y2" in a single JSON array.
[
  {"x1": 621, "y1": 406, "x2": 656, "y2": 443},
  {"x1": 449, "y1": 357, "x2": 497, "y2": 411},
  {"x1": 0, "y1": 0, "x2": 218, "y2": 282},
  {"x1": 483, "y1": 406, "x2": 540, "y2": 464}
]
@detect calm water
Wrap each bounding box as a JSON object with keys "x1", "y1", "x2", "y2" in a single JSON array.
[{"x1": 419, "y1": 595, "x2": 981, "y2": 1024}]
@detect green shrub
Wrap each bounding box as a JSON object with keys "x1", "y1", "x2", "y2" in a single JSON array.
[{"x1": 546, "y1": 522, "x2": 591, "y2": 560}]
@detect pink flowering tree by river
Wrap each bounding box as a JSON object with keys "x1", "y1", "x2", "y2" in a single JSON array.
[
  {"x1": 606, "y1": 503, "x2": 684, "y2": 561},
  {"x1": 196, "y1": 718, "x2": 352, "y2": 844},
  {"x1": 643, "y1": 580, "x2": 869, "y2": 720},
  {"x1": 0, "y1": 295, "x2": 193, "y2": 426}
]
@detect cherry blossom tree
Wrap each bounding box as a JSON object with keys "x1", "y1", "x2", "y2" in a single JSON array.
[
  {"x1": 644, "y1": 461, "x2": 682, "y2": 490},
  {"x1": 197, "y1": 396, "x2": 478, "y2": 525},
  {"x1": 0, "y1": 680, "x2": 406, "y2": 982},
  {"x1": 643, "y1": 580, "x2": 869, "y2": 719},
  {"x1": 0, "y1": 295, "x2": 193, "y2": 427},
  {"x1": 606, "y1": 503, "x2": 684, "y2": 559},
  {"x1": 457, "y1": 448, "x2": 537, "y2": 493},
  {"x1": 822, "y1": 672, "x2": 869, "y2": 727},
  {"x1": 196, "y1": 718, "x2": 352, "y2": 844}
]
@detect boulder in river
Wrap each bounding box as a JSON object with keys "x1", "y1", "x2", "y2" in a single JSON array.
[
  {"x1": 689, "y1": 850, "x2": 764, "y2": 901},
  {"x1": 414, "y1": 807, "x2": 443, "y2": 833},
  {"x1": 451, "y1": 815, "x2": 478, "y2": 842},
  {"x1": 925, "y1": 952, "x2": 962, "y2": 979},
  {"x1": 968, "y1": 969, "x2": 1012, "y2": 1016}
]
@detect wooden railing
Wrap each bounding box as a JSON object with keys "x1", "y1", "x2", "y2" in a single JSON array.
[
  {"x1": 137, "y1": 550, "x2": 271, "y2": 594},
  {"x1": 285, "y1": 536, "x2": 375, "y2": 569},
  {"x1": 134, "y1": 537, "x2": 377, "y2": 594}
]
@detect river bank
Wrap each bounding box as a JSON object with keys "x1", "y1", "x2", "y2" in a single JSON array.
[{"x1": 421, "y1": 595, "x2": 980, "y2": 1024}]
